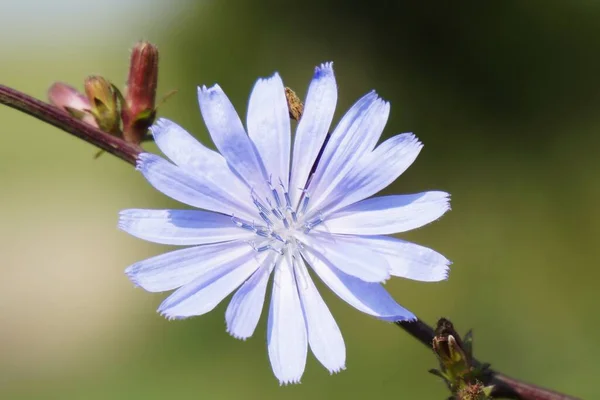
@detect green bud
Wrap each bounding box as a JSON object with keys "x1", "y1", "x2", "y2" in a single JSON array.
[
  {"x1": 84, "y1": 76, "x2": 121, "y2": 134},
  {"x1": 433, "y1": 334, "x2": 470, "y2": 381},
  {"x1": 433, "y1": 319, "x2": 470, "y2": 376}
]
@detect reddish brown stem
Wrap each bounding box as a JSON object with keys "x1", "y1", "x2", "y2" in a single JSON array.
[
  {"x1": 0, "y1": 85, "x2": 141, "y2": 165},
  {"x1": 0, "y1": 84, "x2": 580, "y2": 400}
]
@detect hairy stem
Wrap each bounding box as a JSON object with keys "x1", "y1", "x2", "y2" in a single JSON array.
[
  {"x1": 396, "y1": 320, "x2": 580, "y2": 400},
  {"x1": 0, "y1": 85, "x2": 141, "y2": 165}
]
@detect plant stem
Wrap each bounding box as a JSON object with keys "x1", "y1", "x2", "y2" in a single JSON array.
[
  {"x1": 0, "y1": 84, "x2": 581, "y2": 400},
  {"x1": 0, "y1": 85, "x2": 141, "y2": 165},
  {"x1": 396, "y1": 320, "x2": 580, "y2": 400}
]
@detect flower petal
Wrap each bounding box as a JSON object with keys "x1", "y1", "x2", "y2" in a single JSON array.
[
  {"x1": 150, "y1": 118, "x2": 253, "y2": 206},
  {"x1": 306, "y1": 92, "x2": 390, "y2": 214},
  {"x1": 225, "y1": 254, "x2": 274, "y2": 340},
  {"x1": 136, "y1": 153, "x2": 257, "y2": 220},
  {"x1": 125, "y1": 240, "x2": 253, "y2": 292},
  {"x1": 294, "y1": 254, "x2": 346, "y2": 374},
  {"x1": 312, "y1": 234, "x2": 450, "y2": 282},
  {"x1": 119, "y1": 209, "x2": 254, "y2": 246},
  {"x1": 247, "y1": 73, "x2": 291, "y2": 188},
  {"x1": 268, "y1": 254, "x2": 307, "y2": 385},
  {"x1": 319, "y1": 133, "x2": 423, "y2": 214},
  {"x1": 158, "y1": 251, "x2": 264, "y2": 319},
  {"x1": 299, "y1": 233, "x2": 390, "y2": 283},
  {"x1": 319, "y1": 192, "x2": 450, "y2": 235},
  {"x1": 301, "y1": 250, "x2": 415, "y2": 321},
  {"x1": 289, "y1": 62, "x2": 337, "y2": 207},
  {"x1": 197, "y1": 84, "x2": 270, "y2": 199}
]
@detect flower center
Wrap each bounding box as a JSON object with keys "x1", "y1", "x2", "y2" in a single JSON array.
[{"x1": 231, "y1": 178, "x2": 325, "y2": 255}]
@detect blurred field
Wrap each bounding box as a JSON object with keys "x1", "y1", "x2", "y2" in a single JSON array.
[{"x1": 1, "y1": 1, "x2": 599, "y2": 399}]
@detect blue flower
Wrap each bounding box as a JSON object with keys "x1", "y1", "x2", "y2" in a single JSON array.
[{"x1": 120, "y1": 62, "x2": 451, "y2": 384}]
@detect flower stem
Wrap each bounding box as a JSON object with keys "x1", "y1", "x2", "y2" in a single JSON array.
[
  {"x1": 396, "y1": 320, "x2": 580, "y2": 400},
  {"x1": 0, "y1": 85, "x2": 141, "y2": 165},
  {"x1": 0, "y1": 84, "x2": 582, "y2": 400}
]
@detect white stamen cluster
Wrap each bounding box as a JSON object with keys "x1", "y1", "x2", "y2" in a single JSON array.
[{"x1": 232, "y1": 178, "x2": 324, "y2": 257}]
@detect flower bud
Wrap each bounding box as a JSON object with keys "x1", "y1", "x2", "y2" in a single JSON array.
[
  {"x1": 434, "y1": 334, "x2": 469, "y2": 368},
  {"x1": 430, "y1": 319, "x2": 495, "y2": 399},
  {"x1": 432, "y1": 318, "x2": 471, "y2": 386},
  {"x1": 47, "y1": 82, "x2": 98, "y2": 127},
  {"x1": 122, "y1": 41, "x2": 159, "y2": 143},
  {"x1": 84, "y1": 76, "x2": 121, "y2": 134}
]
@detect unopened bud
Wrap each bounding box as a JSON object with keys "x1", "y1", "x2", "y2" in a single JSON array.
[
  {"x1": 48, "y1": 82, "x2": 98, "y2": 127},
  {"x1": 432, "y1": 318, "x2": 471, "y2": 383},
  {"x1": 84, "y1": 76, "x2": 121, "y2": 134},
  {"x1": 434, "y1": 334, "x2": 468, "y2": 367},
  {"x1": 430, "y1": 319, "x2": 494, "y2": 399},
  {"x1": 122, "y1": 41, "x2": 159, "y2": 143}
]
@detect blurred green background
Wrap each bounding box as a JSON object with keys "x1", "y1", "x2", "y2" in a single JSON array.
[{"x1": 1, "y1": 1, "x2": 599, "y2": 398}]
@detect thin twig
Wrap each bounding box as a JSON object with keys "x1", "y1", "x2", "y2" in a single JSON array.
[
  {"x1": 396, "y1": 320, "x2": 580, "y2": 400},
  {"x1": 0, "y1": 84, "x2": 581, "y2": 400},
  {"x1": 0, "y1": 85, "x2": 141, "y2": 165}
]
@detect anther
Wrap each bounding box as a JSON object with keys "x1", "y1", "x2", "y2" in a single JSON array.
[
  {"x1": 280, "y1": 181, "x2": 297, "y2": 222},
  {"x1": 250, "y1": 241, "x2": 284, "y2": 255},
  {"x1": 231, "y1": 216, "x2": 255, "y2": 231},
  {"x1": 249, "y1": 241, "x2": 270, "y2": 252},
  {"x1": 303, "y1": 211, "x2": 324, "y2": 233},
  {"x1": 231, "y1": 215, "x2": 244, "y2": 227},
  {"x1": 259, "y1": 211, "x2": 273, "y2": 227},
  {"x1": 251, "y1": 191, "x2": 271, "y2": 216},
  {"x1": 270, "y1": 232, "x2": 285, "y2": 243},
  {"x1": 268, "y1": 179, "x2": 282, "y2": 208},
  {"x1": 255, "y1": 227, "x2": 272, "y2": 238},
  {"x1": 272, "y1": 207, "x2": 285, "y2": 220},
  {"x1": 282, "y1": 185, "x2": 292, "y2": 207},
  {"x1": 299, "y1": 190, "x2": 311, "y2": 215}
]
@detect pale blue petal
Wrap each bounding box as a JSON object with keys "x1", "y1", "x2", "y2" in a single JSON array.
[
  {"x1": 305, "y1": 92, "x2": 390, "y2": 214},
  {"x1": 118, "y1": 209, "x2": 254, "y2": 246},
  {"x1": 125, "y1": 240, "x2": 253, "y2": 292},
  {"x1": 318, "y1": 192, "x2": 450, "y2": 235},
  {"x1": 225, "y1": 254, "x2": 274, "y2": 340},
  {"x1": 295, "y1": 254, "x2": 346, "y2": 374},
  {"x1": 318, "y1": 133, "x2": 423, "y2": 214},
  {"x1": 301, "y1": 250, "x2": 415, "y2": 321},
  {"x1": 299, "y1": 233, "x2": 390, "y2": 283},
  {"x1": 247, "y1": 73, "x2": 291, "y2": 188},
  {"x1": 150, "y1": 118, "x2": 254, "y2": 211},
  {"x1": 197, "y1": 84, "x2": 270, "y2": 200},
  {"x1": 289, "y1": 63, "x2": 337, "y2": 207},
  {"x1": 158, "y1": 251, "x2": 263, "y2": 319},
  {"x1": 312, "y1": 234, "x2": 450, "y2": 282},
  {"x1": 136, "y1": 153, "x2": 257, "y2": 220},
  {"x1": 268, "y1": 254, "x2": 307, "y2": 385}
]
